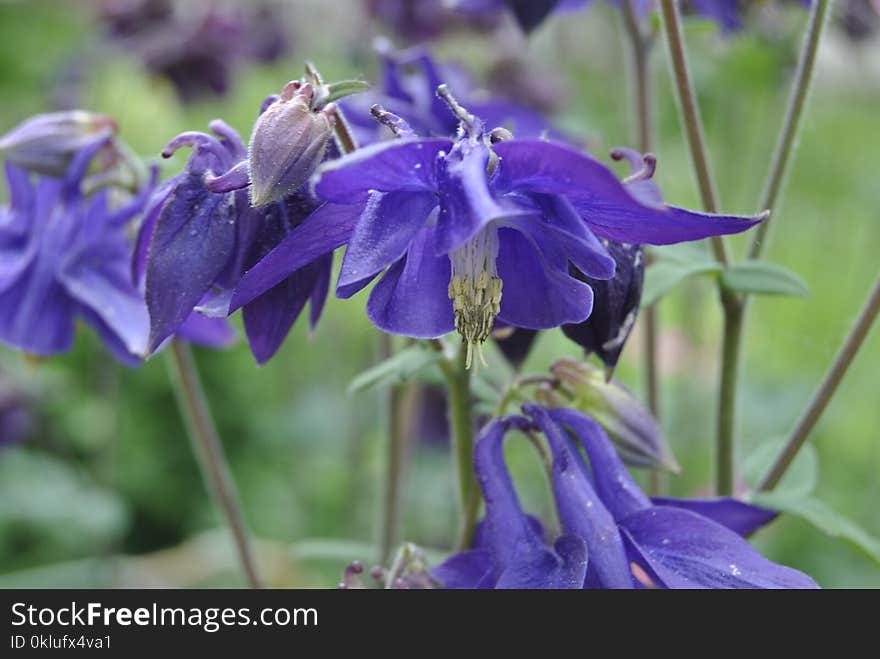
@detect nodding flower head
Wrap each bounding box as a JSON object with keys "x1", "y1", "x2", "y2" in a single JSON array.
[{"x1": 0, "y1": 111, "x2": 117, "y2": 178}]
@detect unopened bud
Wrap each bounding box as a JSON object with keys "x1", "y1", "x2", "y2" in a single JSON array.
[
  {"x1": 248, "y1": 81, "x2": 335, "y2": 207},
  {"x1": 549, "y1": 358, "x2": 679, "y2": 473},
  {"x1": 0, "y1": 111, "x2": 117, "y2": 178},
  {"x1": 562, "y1": 241, "x2": 644, "y2": 371}
]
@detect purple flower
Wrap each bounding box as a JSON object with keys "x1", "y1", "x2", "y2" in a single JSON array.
[
  {"x1": 141, "y1": 116, "x2": 335, "y2": 363},
  {"x1": 527, "y1": 404, "x2": 819, "y2": 588},
  {"x1": 451, "y1": 0, "x2": 591, "y2": 32},
  {"x1": 99, "y1": 0, "x2": 291, "y2": 103},
  {"x1": 0, "y1": 111, "x2": 117, "y2": 178},
  {"x1": 338, "y1": 46, "x2": 564, "y2": 146},
  {"x1": 0, "y1": 138, "x2": 153, "y2": 365},
  {"x1": 432, "y1": 416, "x2": 588, "y2": 588},
  {"x1": 233, "y1": 93, "x2": 764, "y2": 366}
]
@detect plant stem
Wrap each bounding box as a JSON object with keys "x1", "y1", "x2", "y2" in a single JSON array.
[
  {"x1": 439, "y1": 346, "x2": 476, "y2": 550},
  {"x1": 379, "y1": 381, "x2": 416, "y2": 565},
  {"x1": 758, "y1": 273, "x2": 880, "y2": 491},
  {"x1": 717, "y1": 0, "x2": 831, "y2": 493},
  {"x1": 658, "y1": 0, "x2": 728, "y2": 265},
  {"x1": 165, "y1": 341, "x2": 261, "y2": 588},
  {"x1": 749, "y1": 0, "x2": 831, "y2": 259},
  {"x1": 622, "y1": 0, "x2": 663, "y2": 495},
  {"x1": 716, "y1": 297, "x2": 743, "y2": 495}
]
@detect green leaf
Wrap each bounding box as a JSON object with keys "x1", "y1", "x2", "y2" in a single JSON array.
[
  {"x1": 741, "y1": 438, "x2": 818, "y2": 506},
  {"x1": 325, "y1": 80, "x2": 370, "y2": 103},
  {"x1": 752, "y1": 496, "x2": 880, "y2": 567},
  {"x1": 721, "y1": 261, "x2": 810, "y2": 298},
  {"x1": 347, "y1": 344, "x2": 442, "y2": 393},
  {"x1": 642, "y1": 259, "x2": 721, "y2": 307}
]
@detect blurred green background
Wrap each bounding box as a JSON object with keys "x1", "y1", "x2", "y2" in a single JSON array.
[{"x1": 0, "y1": 0, "x2": 877, "y2": 588}]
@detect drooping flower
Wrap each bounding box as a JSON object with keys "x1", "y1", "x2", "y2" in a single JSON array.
[
  {"x1": 338, "y1": 45, "x2": 564, "y2": 146},
  {"x1": 141, "y1": 103, "x2": 341, "y2": 362},
  {"x1": 432, "y1": 416, "x2": 588, "y2": 588},
  {"x1": 233, "y1": 90, "x2": 765, "y2": 366},
  {"x1": 450, "y1": 0, "x2": 592, "y2": 33},
  {"x1": 0, "y1": 138, "x2": 152, "y2": 365},
  {"x1": 0, "y1": 111, "x2": 117, "y2": 178},
  {"x1": 526, "y1": 404, "x2": 818, "y2": 588},
  {"x1": 364, "y1": 0, "x2": 501, "y2": 41},
  {"x1": 99, "y1": 0, "x2": 292, "y2": 102}
]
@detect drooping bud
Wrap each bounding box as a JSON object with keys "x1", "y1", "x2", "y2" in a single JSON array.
[
  {"x1": 248, "y1": 81, "x2": 335, "y2": 207},
  {"x1": 0, "y1": 111, "x2": 117, "y2": 178},
  {"x1": 562, "y1": 241, "x2": 644, "y2": 371},
  {"x1": 548, "y1": 358, "x2": 679, "y2": 473}
]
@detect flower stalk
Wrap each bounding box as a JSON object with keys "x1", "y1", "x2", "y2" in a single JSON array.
[
  {"x1": 749, "y1": 0, "x2": 832, "y2": 259},
  {"x1": 621, "y1": 0, "x2": 662, "y2": 493},
  {"x1": 758, "y1": 272, "x2": 880, "y2": 491},
  {"x1": 438, "y1": 345, "x2": 477, "y2": 550},
  {"x1": 165, "y1": 341, "x2": 262, "y2": 588}
]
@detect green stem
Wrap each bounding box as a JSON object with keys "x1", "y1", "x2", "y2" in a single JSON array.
[
  {"x1": 749, "y1": 0, "x2": 832, "y2": 259},
  {"x1": 658, "y1": 0, "x2": 728, "y2": 265},
  {"x1": 439, "y1": 347, "x2": 476, "y2": 550},
  {"x1": 758, "y1": 273, "x2": 880, "y2": 491},
  {"x1": 165, "y1": 342, "x2": 261, "y2": 588},
  {"x1": 621, "y1": 0, "x2": 662, "y2": 468},
  {"x1": 716, "y1": 297, "x2": 744, "y2": 495}
]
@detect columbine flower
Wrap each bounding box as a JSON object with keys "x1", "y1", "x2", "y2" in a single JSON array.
[
  {"x1": 432, "y1": 416, "x2": 588, "y2": 588},
  {"x1": 339, "y1": 45, "x2": 563, "y2": 146},
  {"x1": 142, "y1": 112, "x2": 340, "y2": 363},
  {"x1": 526, "y1": 404, "x2": 818, "y2": 588},
  {"x1": 0, "y1": 138, "x2": 152, "y2": 365},
  {"x1": 0, "y1": 111, "x2": 117, "y2": 178},
  {"x1": 450, "y1": 0, "x2": 592, "y2": 32},
  {"x1": 233, "y1": 89, "x2": 764, "y2": 366},
  {"x1": 99, "y1": 0, "x2": 291, "y2": 102}
]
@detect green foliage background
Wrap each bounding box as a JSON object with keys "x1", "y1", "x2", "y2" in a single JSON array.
[{"x1": 0, "y1": 0, "x2": 877, "y2": 587}]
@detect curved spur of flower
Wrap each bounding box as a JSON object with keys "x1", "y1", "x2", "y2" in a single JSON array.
[
  {"x1": 142, "y1": 117, "x2": 335, "y2": 363},
  {"x1": 0, "y1": 138, "x2": 153, "y2": 365},
  {"x1": 235, "y1": 104, "x2": 764, "y2": 364},
  {"x1": 432, "y1": 416, "x2": 588, "y2": 589},
  {"x1": 451, "y1": 0, "x2": 592, "y2": 32},
  {"x1": 527, "y1": 404, "x2": 819, "y2": 589}
]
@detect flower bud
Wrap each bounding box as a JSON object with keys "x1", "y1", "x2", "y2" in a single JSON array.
[
  {"x1": 248, "y1": 81, "x2": 335, "y2": 207},
  {"x1": 549, "y1": 358, "x2": 679, "y2": 473},
  {"x1": 0, "y1": 111, "x2": 117, "y2": 178},
  {"x1": 562, "y1": 241, "x2": 644, "y2": 370}
]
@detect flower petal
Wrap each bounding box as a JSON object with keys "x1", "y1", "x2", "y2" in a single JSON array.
[
  {"x1": 650, "y1": 497, "x2": 778, "y2": 538},
  {"x1": 313, "y1": 138, "x2": 450, "y2": 204},
  {"x1": 434, "y1": 139, "x2": 509, "y2": 254},
  {"x1": 366, "y1": 226, "x2": 454, "y2": 338},
  {"x1": 432, "y1": 549, "x2": 494, "y2": 589},
  {"x1": 242, "y1": 260, "x2": 322, "y2": 364},
  {"x1": 495, "y1": 227, "x2": 594, "y2": 329},
  {"x1": 620, "y1": 506, "x2": 819, "y2": 589},
  {"x1": 176, "y1": 312, "x2": 237, "y2": 349},
  {"x1": 61, "y1": 252, "x2": 149, "y2": 358},
  {"x1": 527, "y1": 404, "x2": 634, "y2": 589},
  {"x1": 230, "y1": 202, "x2": 362, "y2": 312},
  {"x1": 337, "y1": 190, "x2": 437, "y2": 298},
  {"x1": 493, "y1": 139, "x2": 765, "y2": 245},
  {"x1": 144, "y1": 171, "x2": 236, "y2": 352},
  {"x1": 548, "y1": 407, "x2": 652, "y2": 519}
]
